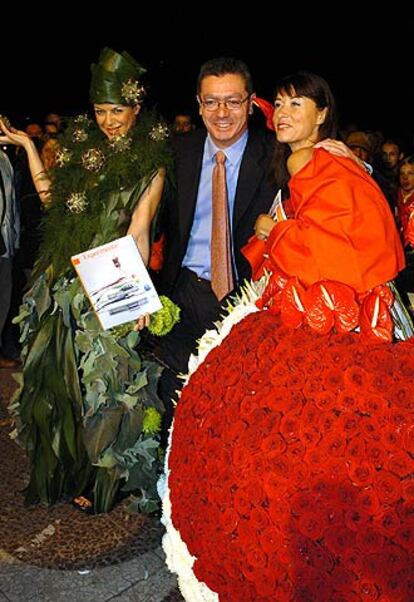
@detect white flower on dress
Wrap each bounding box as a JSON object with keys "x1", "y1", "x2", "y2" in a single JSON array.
[
  {"x1": 108, "y1": 134, "x2": 132, "y2": 153},
  {"x1": 72, "y1": 128, "x2": 88, "y2": 143},
  {"x1": 81, "y1": 148, "x2": 105, "y2": 172},
  {"x1": 121, "y1": 79, "x2": 145, "y2": 105},
  {"x1": 55, "y1": 147, "x2": 72, "y2": 168},
  {"x1": 149, "y1": 123, "x2": 170, "y2": 141},
  {"x1": 66, "y1": 192, "x2": 88, "y2": 213}
]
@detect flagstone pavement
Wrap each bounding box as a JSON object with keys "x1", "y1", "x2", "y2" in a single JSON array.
[{"x1": 0, "y1": 369, "x2": 184, "y2": 602}]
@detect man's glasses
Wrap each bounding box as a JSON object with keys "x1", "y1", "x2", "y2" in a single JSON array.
[{"x1": 198, "y1": 95, "x2": 251, "y2": 112}]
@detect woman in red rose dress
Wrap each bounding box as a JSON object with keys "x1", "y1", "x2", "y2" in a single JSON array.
[{"x1": 162, "y1": 72, "x2": 414, "y2": 602}]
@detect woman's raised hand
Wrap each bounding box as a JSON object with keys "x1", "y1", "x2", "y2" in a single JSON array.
[{"x1": 0, "y1": 118, "x2": 31, "y2": 149}]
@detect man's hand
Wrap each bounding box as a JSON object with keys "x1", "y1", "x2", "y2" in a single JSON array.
[{"x1": 315, "y1": 138, "x2": 369, "y2": 172}]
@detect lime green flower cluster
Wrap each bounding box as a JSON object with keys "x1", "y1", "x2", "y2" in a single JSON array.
[
  {"x1": 143, "y1": 407, "x2": 162, "y2": 434},
  {"x1": 110, "y1": 296, "x2": 179, "y2": 340},
  {"x1": 148, "y1": 296, "x2": 180, "y2": 336}
]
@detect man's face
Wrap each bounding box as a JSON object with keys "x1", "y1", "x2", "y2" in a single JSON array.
[{"x1": 198, "y1": 74, "x2": 251, "y2": 148}]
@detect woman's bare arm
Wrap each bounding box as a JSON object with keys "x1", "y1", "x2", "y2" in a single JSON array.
[{"x1": 0, "y1": 119, "x2": 52, "y2": 205}]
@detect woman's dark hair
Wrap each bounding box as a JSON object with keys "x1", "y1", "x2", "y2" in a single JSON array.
[
  {"x1": 273, "y1": 71, "x2": 337, "y2": 189},
  {"x1": 400, "y1": 155, "x2": 414, "y2": 169},
  {"x1": 197, "y1": 57, "x2": 253, "y2": 95}
]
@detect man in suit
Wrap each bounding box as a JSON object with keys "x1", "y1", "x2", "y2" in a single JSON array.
[{"x1": 157, "y1": 57, "x2": 277, "y2": 424}]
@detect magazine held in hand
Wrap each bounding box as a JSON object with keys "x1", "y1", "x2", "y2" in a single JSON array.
[{"x1": 71, "y1": 235, "x2": 162, "y2": 329}]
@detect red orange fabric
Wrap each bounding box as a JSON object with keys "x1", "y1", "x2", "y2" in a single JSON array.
[
  {"x1": 396, "y1": 189, "x2": 414, "y2": 247},
  {"x1": 245, "y1": 149, "x2": 404, "y2": 293}
]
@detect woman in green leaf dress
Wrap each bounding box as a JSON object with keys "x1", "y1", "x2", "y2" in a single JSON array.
[{"x1": 0, "y1": 48, "x2": 174, "y2": 513}]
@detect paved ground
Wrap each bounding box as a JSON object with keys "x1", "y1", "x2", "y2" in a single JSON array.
[{"x1": 0, "y1": 369, "x2": 184, "y2": 602}]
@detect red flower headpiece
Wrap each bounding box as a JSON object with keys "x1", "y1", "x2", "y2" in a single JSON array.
[{"x1": 252, "y1": 97, "x2": 275, "y2": 131}]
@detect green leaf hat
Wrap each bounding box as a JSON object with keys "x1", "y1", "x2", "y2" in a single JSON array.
[{"x1": 89, "y1": 47, "x2": 146, "y2": 106}]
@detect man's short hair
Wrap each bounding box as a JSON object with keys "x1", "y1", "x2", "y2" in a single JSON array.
[{"x1": 197, "y1": 57, "x2": 253, "y2": 95}]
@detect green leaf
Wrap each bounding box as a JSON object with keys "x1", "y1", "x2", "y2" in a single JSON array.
[
  {"x1": 83, "y1": 407, "x2": 123, "y2": 463},
  {"x1": 31, "y1": 273, "x2": 52, "y2": 320},
  {"x1": 126, "y1": 330, "x2": 140, "y2": 348},
  {"x1": 115, "y1": 406, "x2": 144, "y2": 452},
  {"x1": 75, "y1": 330, "x2": 93, "y2": 353}
]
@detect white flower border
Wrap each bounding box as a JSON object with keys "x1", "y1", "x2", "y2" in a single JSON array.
[{"x1": 158, "y1": 280, "x2": 266, "y2": 601}]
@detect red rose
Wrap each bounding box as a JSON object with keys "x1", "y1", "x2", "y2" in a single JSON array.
[
  {"x1": 280, "y1": 415, "x2": 301, "y2": 443},
  {"x1": 313, "y1": 390, "x2": 336, "y2": 411},
  {"x1": 387, "y1": 408, "x2": 413, "y2": 429},
  {"x1": 381, "y1": 543, "x2": 409, "y2": 575},
  {"x1": 358, "y1": 579, "x2": 381, "y2": 600},
  {"x1": 401, "y1": 479, "x2": 414, "y2": 501},
  {"x1": 297, "y1": 511, "x2": 325, "y2": 539},
  {"x1": 345, "y1": 507, "x2": 370, "y2": 532},
  {"x1": 356, "y1": 487, "x2": 381, "y2": 516},
  {"x1": 361, "y1": 417, "x2": 383, "y2": 442},
  {"x1": 322, "y1": 432, "x2": 347, "y2": 457},
  {"x1": 318, "y1": 503, "x2": 344, "y2": 529},
  {"x1": 323, "y1": 525, "x2": 356, "y2": 555},
  {"x1": 381, "y1": 425, "x2": 402, "y2": 451},
  {"x1": 375, "y1": 471, "x2": 402, "y2": 504},
  {"x1": 346, "y1": 434, "x2": 367, "y2": 462},
  {"x1": 330, "y1": 565, "x2": 358, "y2": 593},
  {"x1": 261, "y1": 432, "x2": 287, "y2": 455},
  {"x1": 341, "y1": 546, "x2": 365, "y2": 573},
  {"x1": 339, "y1": 413, "x2": 360, "y2": 439},
  {"x1": 373, "y1": 507, "x2": 401, "y2": 536},
  {"x1": 289, "y1": 462, "x2": 311, "y2": 489},
  {"x1": 344, "y1": 365, "x2": 371, "y2": 390},
  {"x1": 403, "y1": 424, "x2": 414, "y2": 453},
  {"x1": 337, "y1": 389, "x2": 360, "y2": 412},
  {"x1": 390, "y1": 384, "x2": 414, "y2": 411},
  {"x1": 322, "y1": 367, "x2": 345, "y2": 392},
  {"x1": 369, "y1": 372, "x2": 394, "y2": 394},
  {"x1": 330, "y1": 593, "x2": 363, "y2": 602},
  {"x1": 363, "y1": 393, "x2": 388, "y2": 415},
  {"x1": 366, "y1": 441, "x2": 387, "y2": 469},
  {"x1": 385, "y1": 451, "x2": 414, "y2": 478},
  {"x1": 395, "y1": 525, "x2": 414, "y2": 552}
]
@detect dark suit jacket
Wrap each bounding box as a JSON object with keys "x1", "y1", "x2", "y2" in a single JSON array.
[{"x1": 160, "y1": 127, "x2": 277, "y2": 294}]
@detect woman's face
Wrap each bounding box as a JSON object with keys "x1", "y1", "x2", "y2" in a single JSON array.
[
  {"x1": 400, "y1": 163, "x2": 414, "y2": 193},
  {"x1": 94, "y1": 104, "x2": 140, "y2": 139},
  {"x1": 273, "y1": 91, "x2": 327, "y2": 151}
]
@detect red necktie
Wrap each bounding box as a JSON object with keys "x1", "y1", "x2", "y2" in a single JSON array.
[{"x1": 211, "y1": 151, "x2": 234, "y2": 301}]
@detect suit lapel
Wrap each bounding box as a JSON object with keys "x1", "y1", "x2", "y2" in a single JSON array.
[
  {"x1": 233, "y1": 130, "x2": 267, "y2": 231},
  {"x1": 178, "y1": 131, "x2": 206, "y2": 244}
]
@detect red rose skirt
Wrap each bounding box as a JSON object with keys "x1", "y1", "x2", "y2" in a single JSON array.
[{"x1": 166, "y1": 311, "x2": 414, "y2": 602}]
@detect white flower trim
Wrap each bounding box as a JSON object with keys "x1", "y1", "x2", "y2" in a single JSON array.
[{"x1": 159, "y1": 279, "x2": 266, "y2": 601}]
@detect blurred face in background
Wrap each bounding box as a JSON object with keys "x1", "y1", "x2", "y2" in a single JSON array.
[
  {"x1": 174, "y1": 114, "x2": 193, "y2": 133},
  {"x1": 399, "y1": 162, "x2": 414, "y2": 194},
  {"x1": 25, "y1": 123, "x2": 43, "y2": 139},
  {"x1": 382, "y1": 143, "x2": 402, "y2": 169}
]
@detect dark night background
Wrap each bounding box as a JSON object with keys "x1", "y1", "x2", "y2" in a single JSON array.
[{"x1": 2, "y1": 11, "x2": 413, "y2": 149}]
